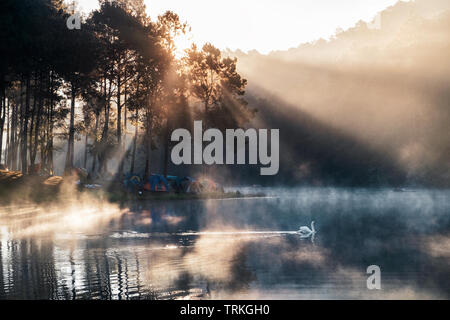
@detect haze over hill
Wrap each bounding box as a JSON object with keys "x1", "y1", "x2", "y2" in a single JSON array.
[{"x1": 229, "y1": 0, "x2": 450, "y2": 186}]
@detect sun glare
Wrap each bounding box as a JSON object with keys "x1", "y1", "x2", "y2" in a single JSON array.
[
  {"x1": 75, "y1": 0, "x2": 407, "y2": 54},
  {"x1": 173, "y1": 32, "x2": 193, "y2": 59}
]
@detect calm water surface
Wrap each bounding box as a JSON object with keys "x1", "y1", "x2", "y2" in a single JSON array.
[{"x1": 0, "y1": 187, "x2": 449, "y2": 299}]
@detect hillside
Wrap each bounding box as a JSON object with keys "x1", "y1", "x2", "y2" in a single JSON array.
[{"x1": 229, "y1": 0, "x2": 450, "y2": 186}]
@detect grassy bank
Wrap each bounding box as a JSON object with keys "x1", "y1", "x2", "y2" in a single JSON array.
[
  {"x1": 0, "y1": 170, "x2": 265, "y2": 204},
  {"x1": 105, "y1": 190, "x2": 266, "y2": 203}
]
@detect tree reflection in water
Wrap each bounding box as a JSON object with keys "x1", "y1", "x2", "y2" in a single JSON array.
[{"x1": 0, "y1": 188, "x2": 449, "y2": 299}]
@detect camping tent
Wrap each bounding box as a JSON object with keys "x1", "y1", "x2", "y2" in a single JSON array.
[
  {"x1": 124, "y1": 174, "x2": 143, "y2": 192},
  {"x1": 183, "y1": 177, "x2": 224, "y2": 194},
  {"x1": 165, "y1": 176, "x2": 195, "y2": 193},
  {"x1": 144, "y1": 174, "x2": 170, "y2": 192},
  {"x1": 196, "y1": 178, "x2": 223, "y2": 193}
]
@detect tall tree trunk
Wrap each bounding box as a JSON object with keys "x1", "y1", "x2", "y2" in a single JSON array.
[
  {"x1": 117, "y1": 75, "x2": 121, "y2": 144},
  {"x1": 117, "y1": 74, "x2": 123, "y2": 175},
  {"x1": 8, "y1": 95, "x2": 16, "y2": 169},
  {"x1": 47, "y1": 87, "x2": 55, "y2": 174},
  {"x1": 18, "y1": 81, "x2": 24, "y2": 171},
  {"x1": 143, "y1": 110, "x2": 152, "y2": 180},
  {"x1": 163, "y1": 119, "x2": 170, "y2": 178},
  {"x1": 99, "y1": 77, "x2": 111, "y2": 175},
  {"x1": 117, "y1": 80, "x2": 128, "y2": 176},
  {"x1": 28, "y1": 73, "x2": 38, "y2": 171},
  {"x1": 21, "y1": 75, "x2": 31, "y2": 174},
  {"x1": 83, "y1": 133, "x2": 88, "y2": 169},
  {"x1": 123, "y1": 81, "x2": 127, "y2": 139},
  {"x1": 0, "y1": 89, "x2": 5, "y2": 164},
  {"x1": 31, "y1": 73, "x2": 43, "y2": 168},
  {"x1": 40, "y1": 138, "x2": 45, "y2": 174},
  {"x1": 130, "y1": 109, "x2": 138, "y2": 174},
  {"x1": 65, "y1": 83, "x2": 76, "y2": 172},
  {"x1": 46, "y1": 71, "x2": 55, "y2": 174},
  {"x1": 5, "y1": 95, "x2": 10, "y2": 165},
  {"x1": 91, "y1": 113, "x2": 99, "y2": 173}
]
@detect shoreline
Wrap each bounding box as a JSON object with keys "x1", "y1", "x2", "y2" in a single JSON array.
[{"x1": 0, "y1": 170, "x2": 266, "y2": 204}]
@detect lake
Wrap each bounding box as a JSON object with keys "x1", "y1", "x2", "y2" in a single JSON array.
[{"x1": 0, "y1": 187, "x2": 449, "y2": 299}]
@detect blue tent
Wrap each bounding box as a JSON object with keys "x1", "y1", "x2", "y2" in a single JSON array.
[
  {"x1": 165, "y1": 176, "x2": 195, "y2": 193},
  {"x1": 123, "y1": 173, "x2": 143, "y2": 192},
  {"x1": 145, "y1": 174, "x2": 170, "y2": 192}
]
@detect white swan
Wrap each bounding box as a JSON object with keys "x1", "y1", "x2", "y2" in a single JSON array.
[{"x1": 297, "y1": 221, "x2": 316, "y2": 238}]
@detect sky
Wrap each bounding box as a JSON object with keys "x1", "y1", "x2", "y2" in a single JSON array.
[{"x1": 74, "y1": 0, "x2": 409, "y2": 54}]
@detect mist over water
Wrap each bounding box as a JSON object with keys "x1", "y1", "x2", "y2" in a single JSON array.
[
  {"x1": 228, "y1": 0, "x2": 450, "y2": 187},
  {"x1": 1, "y1": 187, "x2": 449, "y2": 300}
]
